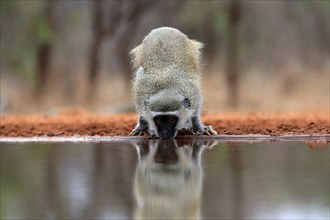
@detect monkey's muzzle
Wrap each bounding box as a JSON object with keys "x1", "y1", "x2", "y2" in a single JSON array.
[
  {"x1": 154, "y1": 115, "x2": 178, "y2": 139},
  {"x1": 158, "y1": 129, "x2": 177, "y2": 139}
]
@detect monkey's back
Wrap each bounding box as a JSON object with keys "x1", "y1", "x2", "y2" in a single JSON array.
[
  {"x1": 133, "y1": 67, "x2": 201, "y2": 114},
  {"x1": 131, "y1": 27, "x2": 204, "y2": 114},
  {"x1": 143, "y1": 28, "x2": 194, "y2": 71}
]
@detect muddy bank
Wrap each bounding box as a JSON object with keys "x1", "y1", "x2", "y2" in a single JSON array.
[{"x1": 0, "y1": 109, "x2": 329, "y2": 137}]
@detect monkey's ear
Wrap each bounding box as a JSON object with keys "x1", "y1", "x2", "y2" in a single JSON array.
[
  {"x1": 144, "y1": 99, "x2": 149, "y2": 107},
  {"x1": 189, "y1": 40, "x2": 204, "y2": 59},
  {"x1": 182, "y1": 98, "x2": 191, "y2": 108},
  {"x1": 130, "y1": 44, "x2": 143, "y2": 69},
  {"x1": 136, "y1": 66, "x2": 144, "y2": 75}
]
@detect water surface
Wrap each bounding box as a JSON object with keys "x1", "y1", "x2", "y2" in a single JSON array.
[{"x1": 1, "y1": 140, "x2": 329, "y2": 219}]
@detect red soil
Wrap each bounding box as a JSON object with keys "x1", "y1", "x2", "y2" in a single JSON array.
[{"x1": 0, "y1": 109, "x2": 329, "y2": 137}]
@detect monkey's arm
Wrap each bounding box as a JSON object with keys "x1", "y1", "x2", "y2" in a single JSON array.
[
  {"x1": 129, "y1": 116, "x2": 149, "y2": 136},
  {"x1": 191, "y1": 115, "x2": 218, "y2": 136}
]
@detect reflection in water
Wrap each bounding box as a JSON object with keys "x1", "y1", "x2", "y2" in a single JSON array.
[
  {"x1": 0, "y1": 141, "x2": 329, "y2": 219},
  {"x1": 133, "y1": 140, "x2": 215, "y2": 219}
]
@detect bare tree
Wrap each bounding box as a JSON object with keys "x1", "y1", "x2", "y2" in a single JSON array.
[
  {"x1": 88, "y1": 0, "x2": 122, "y2": 99},
  {"x1": 88, "y1": 0, "x2": 156, "y2": 100},
  {"x1": 88, "y1": 0, "x2": 103, "y2": 97},
  {"x1": 36, "y1": 0, "x2": 56, "y2": 93},
  {"x1": 225, "y1": 0, "x2": 242, "y2": 108},
  {"x1": 115, "y1": 1, "x2": 155, "y2": 82}
]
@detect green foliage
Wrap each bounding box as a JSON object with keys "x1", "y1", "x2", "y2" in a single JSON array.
[
  {"x1": 0, "y1": 0, "x2": 52, "y2": 87},
  {"x1": 34, "y1": 14, "x2": 53, "y2": 44},
  {"x1": 213, "y1": 7, "x2": 227, "y2": 42},
  {"x1": 181, "y1": 1, "x2": 227, "y2": 47},
  {"x1": 1, "y1": 0, "x2": 329, "y2": 88}
]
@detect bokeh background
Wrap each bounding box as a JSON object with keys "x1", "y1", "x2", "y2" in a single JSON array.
[{"x1": 0, "y1": 0, "x2": 329, "y2": 114}]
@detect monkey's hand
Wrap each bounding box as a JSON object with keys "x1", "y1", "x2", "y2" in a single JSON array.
[
  {"x1": 129, "y1": 127, "x2": 148, "y2": 136},
  {"x1": 192, "y1": 116, "x2": 218, "y2": 136},
  {"x1": 129, "y1": 117, "x2": 149, "y2": 136},
  {"x1": 196, "y1": 125, "x2": 218, "y2": 136}
]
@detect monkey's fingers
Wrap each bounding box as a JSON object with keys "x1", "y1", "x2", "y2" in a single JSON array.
[
  {"x1": 129, "y1": 129, "x2": 145, "y2": 136},
  {"x1": 204, "y1": 126, "x2": 218, "y2": 136},
  {"x1": 128, "y1": 131, "x2": 137, "y2": 136},
  {"x1": 194, "y1": 130, "x2": 204, "y2": 135},
  {"x1": 185, "y1": 127, "x2": 195, "y2": 135}
]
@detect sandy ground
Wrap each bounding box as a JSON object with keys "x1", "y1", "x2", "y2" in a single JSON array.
[{"x1": 0, "y1": 109, "x2": 329, "y2": 138}]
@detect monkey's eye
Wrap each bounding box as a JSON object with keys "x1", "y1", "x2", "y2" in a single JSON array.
[
  {"x1": 167, "y1": 116, "x2": 177, "y2": 124},
  {"x1": 154, "y1": 117, "x2": 162, "y2": 124},
  {"x1": 182, "y1": 98, "x2": 191, "y2": 108}
]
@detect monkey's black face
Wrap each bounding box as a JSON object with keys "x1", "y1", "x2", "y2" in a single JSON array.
[{"x1": 154, "y1": 115, "x2": 178, "y2": 139}]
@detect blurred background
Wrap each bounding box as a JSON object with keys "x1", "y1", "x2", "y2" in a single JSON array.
[{"x1": 0, "y1": 0, "x2": 329, "y2": 114}]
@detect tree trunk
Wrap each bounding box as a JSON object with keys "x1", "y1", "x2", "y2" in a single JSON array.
[
  {"x1": 225, "y1": 0, "x2": 241, "y2": 108},
  {"x1": 36, "y1": 0, "x2": 55, "y2": 93},
  {"x1": 116, "y1": 1, "x2": 155, "y2": 82},
  {"x1": 88, "y1": 0, "x2": 104, "y2": 100}
]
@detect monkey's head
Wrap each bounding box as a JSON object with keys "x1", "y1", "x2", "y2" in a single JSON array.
[{"x1": 144, "y1": 90, "x2": 194, "y2": 139}]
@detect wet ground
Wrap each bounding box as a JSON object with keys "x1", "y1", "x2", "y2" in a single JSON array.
[{"x1": 1, "y1": 139, "x2": 329, "y2": 219}]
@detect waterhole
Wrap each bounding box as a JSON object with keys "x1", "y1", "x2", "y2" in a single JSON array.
[{"x1": 1, "y1": 139, "x2": 329, "y2": 219}]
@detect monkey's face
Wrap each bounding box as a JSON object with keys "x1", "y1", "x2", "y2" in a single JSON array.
[{"x1": 153, "y1": 115, "x2": 178, "y2": 139}]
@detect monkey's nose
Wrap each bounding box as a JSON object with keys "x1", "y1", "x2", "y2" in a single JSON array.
[
  {"x1": 159, "y1": 131, "x2": 176, "y2": 139},
  {"x1": 159, "y1": 134, "x2": 174, "y2": 139}
]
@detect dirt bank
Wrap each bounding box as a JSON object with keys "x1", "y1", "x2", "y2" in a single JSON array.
[{"x1": 0, "y1": 109, "x2": 329, "y2": 137}]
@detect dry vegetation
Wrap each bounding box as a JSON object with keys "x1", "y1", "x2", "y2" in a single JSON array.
[{"x1": 1, "y1": 63, "x2": 328, "y2": 114}]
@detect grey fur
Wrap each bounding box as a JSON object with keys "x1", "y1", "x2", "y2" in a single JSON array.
[{"x1": 129, "y1": 27, "x2": 217, "y2": 138}]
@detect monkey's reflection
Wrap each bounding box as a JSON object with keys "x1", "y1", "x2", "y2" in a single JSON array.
[{"x1": 132, "y1": 139, "x2": 215, "y2": 220}]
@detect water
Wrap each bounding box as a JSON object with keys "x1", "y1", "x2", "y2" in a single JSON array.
[{"x1": 1, "y1": 140, "x2": 329, "y2": 219}]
